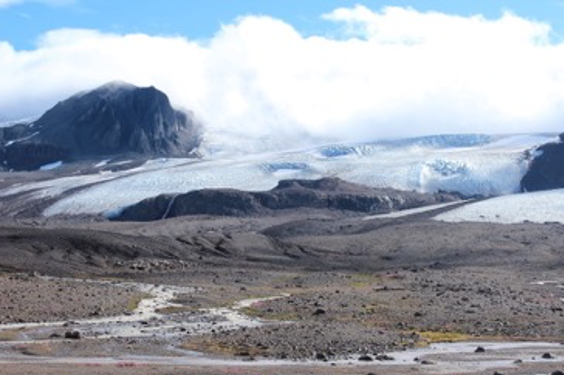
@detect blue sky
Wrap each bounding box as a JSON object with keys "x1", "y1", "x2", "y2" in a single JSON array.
[
  {"x1": 2, "y1": 1, "x2": 564, "y2": 140},
  {"x1": 2, "y1": 0, "x2": 564, "y2": 49}
]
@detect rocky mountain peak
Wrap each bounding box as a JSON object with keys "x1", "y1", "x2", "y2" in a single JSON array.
[{"x1": 0, "y1": 82, "x2": 201, "y2": 170}]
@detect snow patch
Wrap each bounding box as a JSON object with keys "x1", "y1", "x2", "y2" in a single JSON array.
[
  {"x1": 94, "y1": 159, "x2": 111, "y2": 168},
  {"x1": 39, "y1": 161, "x2": 63, "y2": 171},
  {"x1": 110, "y1": 160, "x2": 133, "y2": 166},
  {"x1": 435, "y1": 189, "x2": 564, "y2": 224},
  {"x1": 364, "y1": 201, "x2": 466, "y2": 220},
  {"x1": 5, "y1": 131, "x2": 40, "y2": 146}
]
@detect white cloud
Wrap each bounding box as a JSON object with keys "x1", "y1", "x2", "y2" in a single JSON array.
[
  {"x1": 1, "y1": 5, "x2": 564, "y2": 146},
  {"x1": 0, "y1": 0, "x2": 75, "y2": 7},
  {"x1": 0, "y1": 0, "x2": 20, "y2": 6}
]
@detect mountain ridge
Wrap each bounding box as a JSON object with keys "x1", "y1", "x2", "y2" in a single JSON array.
[{"x1": 0, "y1": 82, "x2": 201, "y2": 171}]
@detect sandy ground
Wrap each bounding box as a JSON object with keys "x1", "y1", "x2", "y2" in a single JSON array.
[{"x1": 1, "y1": 362, "x2": 564, "y2": 375}]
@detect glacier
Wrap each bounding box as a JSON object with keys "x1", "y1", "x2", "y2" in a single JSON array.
[{"x1": 0, "y1": 133, "x2": 555, "y2": 217}]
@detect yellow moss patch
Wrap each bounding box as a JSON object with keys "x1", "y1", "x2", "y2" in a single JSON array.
[
  {"x1": 0, "y1": 328, "x2": 24, "y2": 342},
  {"x1": 155, "y1": 306, "x2": 194, "y2": 315},
  {"x1": 182, "y1": 339, "x2": 268, "y2": 357},
  {"x1": 240, "y1": 306, "x2": 299, "y2": 322},
  {"x1": 96, "y1": 276, "x2": 127, "y2": 283},
  {"x1": 347, "y1": 273, "x2": 381, "y2": 289},
  {"x1": 417, "y1": 331, "x2": 473, "y2": 343},
  {"x1": 127, "y1": 293, "x2": 152, "y2": 312}
]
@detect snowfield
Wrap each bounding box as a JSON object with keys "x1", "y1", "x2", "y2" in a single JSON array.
[
  {"x1": 435, "y1": 189, "x2": 564, "y2": 224},
  {"x1": 0, "y1": 133, "x2": 556, "y2": 216},
  {"x1": 364, "y1": 201, "x2": 466, "y2": 220}
]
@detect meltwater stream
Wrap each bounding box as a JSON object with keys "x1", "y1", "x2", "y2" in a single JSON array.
[{"x1": 0, "y1": 277, "x2": 287, "y2": 342}]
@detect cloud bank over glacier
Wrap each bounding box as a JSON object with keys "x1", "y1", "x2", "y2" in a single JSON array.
[{"x1": 1, "y1": 5, "x2": 564, "y2": 143}]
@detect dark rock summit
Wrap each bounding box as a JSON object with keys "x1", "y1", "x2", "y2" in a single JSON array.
[
  {"x1": 521, "y1": 133, "x2": 564, "y2": 192},
  {"x1": 0, "y1": 82, "x2": 201, "y2": 170},
  {"x1": 114, "y1": 177, "x2": 460, "y2": 222}
]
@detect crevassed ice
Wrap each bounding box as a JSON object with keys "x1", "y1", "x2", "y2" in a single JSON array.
[{"x1": 28, "y1": 133, "x2": 557, "y2": 216}]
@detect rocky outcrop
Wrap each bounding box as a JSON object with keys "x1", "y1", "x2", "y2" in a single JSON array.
[
  {"x1": 114, "y1": 177, "x2": 460, "y2": 221},
  {"x1": 521, "y1": 134, "x2": 564, "y2": 192},
  {"x1": 0, "y1": 82, "x2": 201, "y2": 170},
  {"x1": 2, "y1": 143, "x2": 69, "y2": 171}
]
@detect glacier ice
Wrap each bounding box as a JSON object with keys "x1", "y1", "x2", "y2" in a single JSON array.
[{"x1": 0, "y1": 133, "x2": 555, "y2": 217}]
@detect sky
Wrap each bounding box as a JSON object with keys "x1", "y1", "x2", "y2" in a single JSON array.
[
  {"x1": 3, "y1": 1, "x2": 564, "y2": 49},
  {"x1": 2, "y1": 0, "x2": 564, "y2": 143}
]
